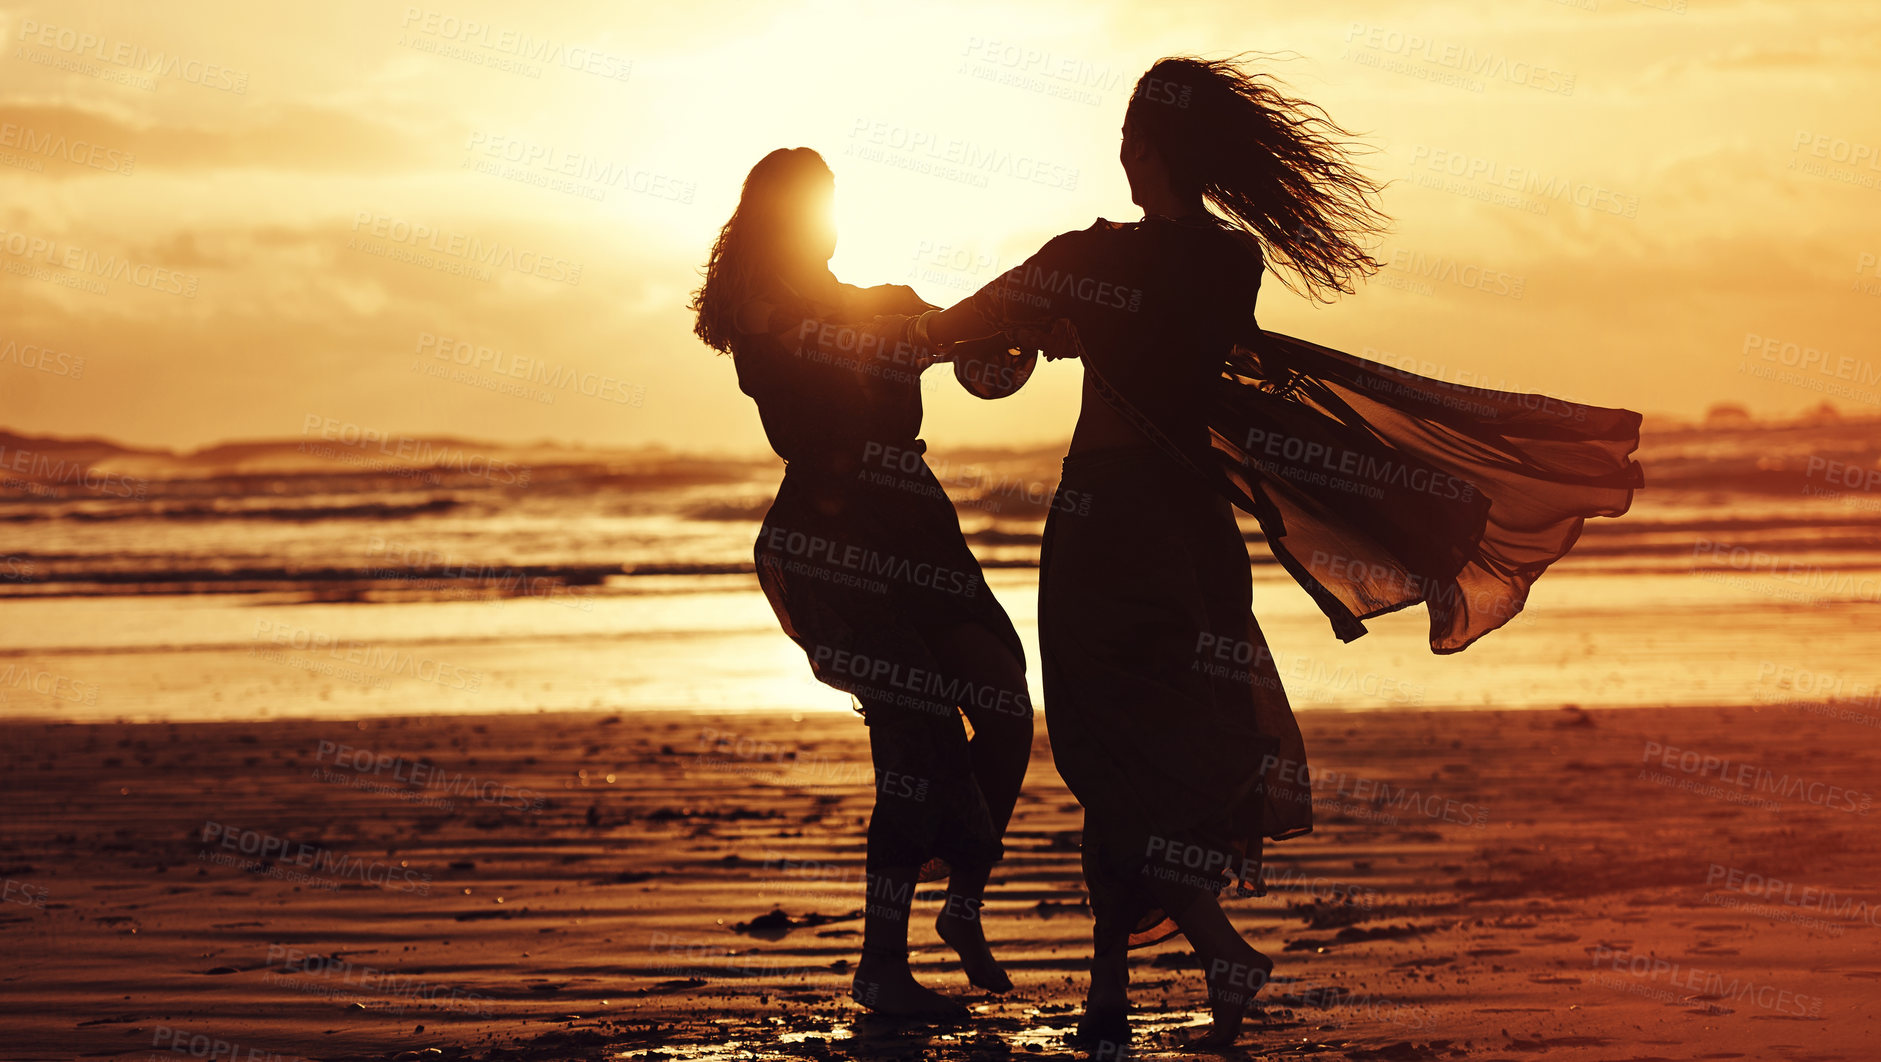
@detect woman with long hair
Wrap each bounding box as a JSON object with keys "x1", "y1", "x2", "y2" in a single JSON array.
[
  {"x1": 690, "y1": 147, "x2": 1034, "y2": 1017},
  {"x1": 913, "y1": 56, "x2": 1644, "y2": 1048}
]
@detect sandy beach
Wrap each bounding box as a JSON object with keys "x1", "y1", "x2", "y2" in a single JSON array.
[
  {"x1": 3, "y1": 702, "x2": 1875, "y2": 1061},
  {"x1": 7, "y1": 0, "x2": 1881, "y2": 1057}
]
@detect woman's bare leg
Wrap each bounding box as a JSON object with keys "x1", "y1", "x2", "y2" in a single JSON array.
[
  {"x1": 1145, "y1": 876, "x2": 1272, "y2": 1047},
  {"x1": 925, "y1": 622, "x2": 1033, "y2": 992},
  {"x1": 1078, "y1": 841, "x2": 1136, "y2": 1047},
  {"x1": 851, "y1": 707, "x2": 967, "y2": 1018}
]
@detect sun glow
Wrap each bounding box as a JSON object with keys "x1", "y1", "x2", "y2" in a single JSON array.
[{"x1": 4, "y1": 0, "x2": 1877, "y2": 455}]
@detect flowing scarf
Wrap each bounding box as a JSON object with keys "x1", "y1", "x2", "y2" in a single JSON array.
[{"x1": 955, "y1": 326, "x2": 1645, "y2": 653}]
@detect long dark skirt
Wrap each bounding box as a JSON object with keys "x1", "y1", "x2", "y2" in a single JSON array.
[
  {"x1": 1041, "y1": 446, "x2": 1312, "y2": 946},
  {"x1": 755, "y1": 446, "x2": 1026, "y2": 874}
]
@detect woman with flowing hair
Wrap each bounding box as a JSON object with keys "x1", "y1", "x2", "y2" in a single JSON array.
[
  {"x1": 907, "y1": 56, "x2": 1644, "y2": 1048},
  {"x1": 690, "y1": 147, "x2": 1035, "y2": 1017}
]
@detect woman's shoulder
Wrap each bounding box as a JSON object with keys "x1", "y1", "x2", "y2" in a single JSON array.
[
  {"x1": 1023, "y1": 218, "x2": 1131, "y2": 264},
  {"x1": 1063, "y1": 217, "x2": 1132, "y2": 242}
]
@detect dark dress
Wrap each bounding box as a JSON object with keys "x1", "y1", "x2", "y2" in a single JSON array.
[
  {"x1": 961, "y1": 215, "x2": 1643, "y2": 943},
  {"x1": 731, "y1": 277, "x2": 1027, "y2": 872},
  {"x1": 962, "y1": 217, "x2": 1302, "y2": 943}
]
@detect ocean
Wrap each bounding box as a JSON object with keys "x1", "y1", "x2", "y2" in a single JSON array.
[{"x1": 2, "y1": 417, "x2": 1877, "y2": 723}]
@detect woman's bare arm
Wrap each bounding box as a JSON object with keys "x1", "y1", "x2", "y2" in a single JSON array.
[{"x1": 925, "y1": 299, "x2": 1003, "y2": 347}]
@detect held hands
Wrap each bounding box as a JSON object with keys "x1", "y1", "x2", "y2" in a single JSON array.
[
  {"x1": 1011, "y1": 317, "x2": 1083, "y2": 361},
  {"x1": 866, "y1": 312, "x2": 950, "y2": 371},
  {"x1": 944, "y1": 316, "x2": 1072, "y2": 401}
]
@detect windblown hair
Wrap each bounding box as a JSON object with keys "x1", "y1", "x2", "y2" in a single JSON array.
[
  {"x1": 690, "y1": 147, "x2": 832, "y2": 354},
  {"x1": 1128, "y1": 55, "x2": 1389, "y2": 301}
]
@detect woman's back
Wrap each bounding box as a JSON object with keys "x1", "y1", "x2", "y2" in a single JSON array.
[
  {"x1": 965, "y1": 216, "x2": 1263, "y2": 456},
  {"x1": 730, "y1": 280, "x2": 931, "y2": 465}
]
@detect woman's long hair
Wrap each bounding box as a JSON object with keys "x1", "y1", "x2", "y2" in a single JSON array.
[
  {"x1": 1128, "y1": 55, "x2": 1389, "y2": 301},
  {"x1": 691, "y1": 147, "x2": 833, "y2": 354}
]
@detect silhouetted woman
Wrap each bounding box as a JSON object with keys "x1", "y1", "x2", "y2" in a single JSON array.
[
  {"x1": 690, "y1": 147, "x2": 1033, "y2": 1017},
  {"x1": 916, "y1": 57, "x2": 1644, "y2": 1048}
]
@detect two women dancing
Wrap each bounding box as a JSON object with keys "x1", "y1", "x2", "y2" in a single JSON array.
[{"x1": 692, "y1": 54, "x2": 1643, "y2": 1050}]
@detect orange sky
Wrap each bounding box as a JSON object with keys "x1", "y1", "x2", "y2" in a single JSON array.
[{"x1": 3, "y1": 0, "x2": 1878, "y2": 457}]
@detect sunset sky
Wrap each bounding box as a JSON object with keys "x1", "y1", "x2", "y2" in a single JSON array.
[{"x1": 3, "y1": 0, "x2": 1878, "y2": 457}]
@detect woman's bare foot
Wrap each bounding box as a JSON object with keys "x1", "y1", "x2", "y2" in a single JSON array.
[
  {"x1": 851, "y1": 949, "x2": 969, "y2": 1019},
  {"x1": 1071, "y1": 1002, "x2": 1130, "y2": 1056},
  {"x1": 1191, "y1": 944, "x2": 1273, "y2": 1048},
  {"x1": 935, "y1": 897, "x2": 1013, "y2": 993}
]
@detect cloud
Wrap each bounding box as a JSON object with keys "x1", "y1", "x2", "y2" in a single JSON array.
[{"x1": 0, "y1": 101, "x2": 443, "y2": 178}]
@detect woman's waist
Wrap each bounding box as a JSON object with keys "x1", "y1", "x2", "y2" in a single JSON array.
[
  {"x1": 1060, "y1": 442, "x2": 1206, "y2": 484},
  {"x1": 783, "y1": 437, "x2": 929, "y2": 477},
  {"x1": 1057, "y1": 443, "x2": 1229, "y2": 515}
]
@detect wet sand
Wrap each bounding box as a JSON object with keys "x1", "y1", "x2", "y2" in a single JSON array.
[{"x1": 1, "y1": 704, "x2": 1876, "y2": 1061}]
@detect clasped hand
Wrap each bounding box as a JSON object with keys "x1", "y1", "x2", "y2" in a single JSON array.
[{"x1": 1010, "y1": 317, "x2": 1083, "y2": 362}]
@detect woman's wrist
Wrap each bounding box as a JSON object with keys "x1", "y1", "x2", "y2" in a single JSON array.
[{"x1": 910, "y1": 309, "x2": 950, "y2": 358}]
